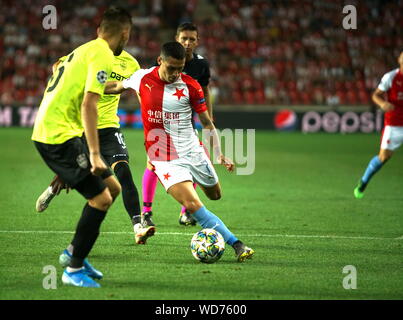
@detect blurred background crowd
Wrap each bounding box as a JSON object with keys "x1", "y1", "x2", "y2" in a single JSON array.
[{"x1": 1, "y1": 0, "x2": 402, "y2": 107}]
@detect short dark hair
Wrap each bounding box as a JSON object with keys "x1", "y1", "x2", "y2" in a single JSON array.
[
  {"x1": 176, "y1": 22, "x2": 198, "y2": 36},
  {"x1": 161, "y1": 42, "x2": 186, "y2": 60},
  {"x1": 99, "y1": 6, "x2": 132, "y2": 34}
]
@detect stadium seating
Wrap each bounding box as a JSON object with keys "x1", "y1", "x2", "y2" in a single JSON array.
[{"x1": 1, "y1": 0, "x2": 402, "y2": 106}]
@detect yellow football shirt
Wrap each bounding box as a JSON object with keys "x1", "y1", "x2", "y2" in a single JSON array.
[
  {"x1": 32, "y1": 38, "x2": 114, "y2": 144},
  {"x1": 97, "y1": 50, "x2": 140, "y2": 129},
  {"x1": 47, "y1": 50, "x2": 140, "y2": 130}
]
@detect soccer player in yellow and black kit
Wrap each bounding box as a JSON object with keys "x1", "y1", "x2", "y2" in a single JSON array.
[
  {"x1": 32, "y1": 7, "x2": 132, "y2": 288},
  {"x1": 35, "y1": 49, "x2": 156, "y2": 245}
]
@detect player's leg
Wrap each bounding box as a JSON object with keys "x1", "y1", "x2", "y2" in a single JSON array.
[
  {"x1": 98, "y1": 127, "x2": 154, "y2": 244},
  {"x1": 168, "y1": 181, "x2": 235, "y2": 243},
  {"x1": 102, "y1": 173, "x2": 121, "y2": 200},
  {"x1": 188, "y1": 182, "x2": 223, "y2": 228},
  {"x1": 35, "y1": 138, "x2": 117, "y2": 214},
  {"x1": 198, "y1": 182, "x2": 222, "y2": 201},
  {"x1": 354, "y1": 151, "x2": 389, "y2": 199},
  {"x1": 354, "y1": 126, "x2": 400, "y2": 198},
  {"x1": 111, "y1": 160, "x2": 155, "y2": 244},
  {"x1": 178, "y1": 182, "x2": 198, "y2": 226},
  {"x1": 111, "y1": 160, "x2": 140, "y2": 222},
  {"x1": 188, "y1": 150, "x2": 224, "y2": 202},
  {"x1": 61, "y1": 176, "x2": 113, "y2": 287},
  {"x1": 34, "y1": 138, "x2": 117, "y2": 287},
  {"x1": 168, "y1": 181, "x2": 254, "y2": 262},
  {"x1": 100, "y1": 127, "x2": 142, "y2": 224},
  {"x1": 59, "y1": 176, "x2": 121, "y2": 279},
  {"x1": 35, "y1": 175, "x2": 69, "y2": 212},
  {"x1": 141, "y1": 161, "x2": 158, "y2": 222},
  {"x1": 186, "y1": 151, "x2": 253, "y2": 260},
  {"x1": 178, "y1": 184, "x2": 197, "y2": 226},
  {"x1": 178, "y1": 142, "x2": 210, "y2": 226},
  {"x1": 59, "y1": 173, "x2": 120, "y2": 271}
]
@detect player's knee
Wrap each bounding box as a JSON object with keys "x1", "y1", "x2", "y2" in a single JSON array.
[
  {"x1": 206, "y1": 186, "x2": 221, "y2": 200},
  {"x1": 103, "y1": 177, "x2": 121, "y2": 201},
  {"x1": 379, "y1": 151, "x2": 392, "y2": 163},
  {"x1": 109, "y1": 183, "x2": 121, "y2": 200},
  {"x1": 98, "y1": 193, "x2": 113, "y2": 211},
  {"x1": 379, "y1": 155, "x2": 387, "y2": 163},
  {"x1": 208, "y1": 191, "x2": 221, "y2": 201},
  {"x1": 183, "y1": 199, "x2": 203, "y2": 213},
  {"x1": 88, "y1": 189, "x2": 113, "y2": 211}
]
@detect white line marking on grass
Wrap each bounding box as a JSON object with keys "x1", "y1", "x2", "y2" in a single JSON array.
[{"x1": 0, "y1": 230, "x2": 401, "y2": 241}]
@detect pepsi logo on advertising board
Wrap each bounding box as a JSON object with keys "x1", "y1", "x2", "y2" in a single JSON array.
[{"x1": 274, "y1": 109, "x2": 297, "y2": 131}]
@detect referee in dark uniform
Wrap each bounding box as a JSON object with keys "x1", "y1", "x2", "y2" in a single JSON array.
[{"x1": 175, "y1": 22, "x2": 213, "y2": 119}]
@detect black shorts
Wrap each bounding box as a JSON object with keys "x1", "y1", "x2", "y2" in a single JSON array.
[
  {"x1": 98, "y1": 127, "x2": 130, "y2": 166},
  {"x1": 34, "y1": 138, "x2": 106, "y2": 199}
]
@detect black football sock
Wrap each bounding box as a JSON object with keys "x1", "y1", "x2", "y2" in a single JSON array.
[
  {"x1": 70, "y1": 204, "x2": 107, "y2": 268},
  {"x1": 114, "y1": 161, "x2": 141, "y2": 225}
]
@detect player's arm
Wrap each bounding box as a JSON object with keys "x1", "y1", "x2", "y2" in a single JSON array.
[
  {"x1": 200, "y1": 61, "x2": 213, "y2": 120},
  {"x1": 105, "y1": 69, "x2": 144, "y2": 95},
  {"x1": 83, "y1": 46, "x2": 115, "y2": 175},
  {"x1": 198, "y1": 111, "x2": 234, "y2": 172},
  {"x1": 104, "y1": 81, "x2": 141, "y2": 104},
  {"x1": 372, "y1": 88, "x2": 395, "y2": 112},
  {"x1": 81, "y1": 92, "x2": 107, "y2": 176},
  {"x1": 202, "y1": 85, "x2": 213, "y2": 120},
  {"x1": 104, "y1": 81, "x2": 126, "y2": 94}
]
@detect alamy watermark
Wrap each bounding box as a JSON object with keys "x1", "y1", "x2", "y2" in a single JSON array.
[
  {"x1": 342, "y1": 265, "x2": 357, "y2": 290},
  {"x1": 42, "y1": 265, "x2": 57, "y2": 289},
  {"x1": 342, "y1": 5, "x2": 357, "y2": 30},
  {"x1": 42, "y1": 5, "x2": 57, "y2": 30},
  {"x1": 145, "y1": 128, "x2": 256, "y2": 175},
  {"x1": 201, "y1": 128, "x2": 255, "y2": 175}
]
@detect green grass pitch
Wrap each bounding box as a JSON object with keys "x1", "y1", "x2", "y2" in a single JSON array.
[{"x1": 0, "y1": 128, "x2": 402, "y2": 300}]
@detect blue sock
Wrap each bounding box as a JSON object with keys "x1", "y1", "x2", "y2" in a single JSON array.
[
  {"x1": 193, "y1": 206, "x2": 238, "y2": 245},
  {"x1": 361, "y1": 155, "x2": 383, "y2": 184}
]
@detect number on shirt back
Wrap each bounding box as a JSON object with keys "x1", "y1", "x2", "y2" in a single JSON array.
[
  {"x1": 47, "y1": 53, "x2": 74, "y2": 92},
  {"x1": 115, "y1": 132, "x2": 127, "y2": 149}
]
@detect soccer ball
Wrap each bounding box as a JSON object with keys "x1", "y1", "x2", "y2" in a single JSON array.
[{"x1": 190, "y1": 228, "x2": 225, "y2": 263}]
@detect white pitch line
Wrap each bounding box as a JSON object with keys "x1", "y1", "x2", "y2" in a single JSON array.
[{"x1": 0, "y1": 230, "x2": 401, "y2": 241}]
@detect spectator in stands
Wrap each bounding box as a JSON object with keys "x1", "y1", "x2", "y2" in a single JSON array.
[{"x1": 1, "y1": 0, "x2": 402, "y2": 106}]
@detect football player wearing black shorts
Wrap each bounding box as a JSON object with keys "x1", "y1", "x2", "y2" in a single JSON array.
[
  {"x1": 32, "y1": 7, "x2": 132, "y2": 288},
  {"x1": 35, "y1": 50, "x2": 155, "y2": 245}
]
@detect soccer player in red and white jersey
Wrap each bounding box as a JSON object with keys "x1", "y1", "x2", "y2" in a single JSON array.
[
  {"x1": 354, "y1": 51, "x2": 403, "y2": 198},
  {"x1": 105, "y1": 42, "x2": 254, "y2": 261},
  {"x1": 142, "y1": 22, "x2": 213, "y2": 227}
]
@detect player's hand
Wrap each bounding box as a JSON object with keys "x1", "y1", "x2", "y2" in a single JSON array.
[
  {"x1": 217, "y1": 155, "x2": 235, "y2": 173},
  {"x1": 89, "y1": 153, "x2": 107, "y2": 176},
  {"x1": 381, "y1": 102, "x2": 395, "y2": 112}
]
